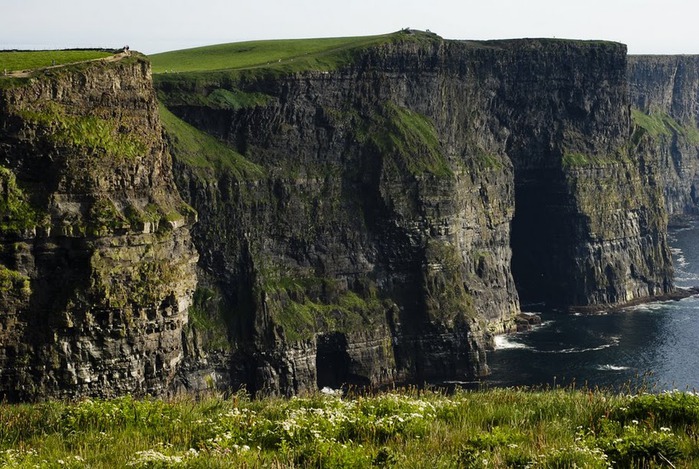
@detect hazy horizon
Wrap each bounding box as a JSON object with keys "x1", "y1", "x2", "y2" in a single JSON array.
[{"x1": 2, "y1": 0, "x2": 699, "y2": 56}]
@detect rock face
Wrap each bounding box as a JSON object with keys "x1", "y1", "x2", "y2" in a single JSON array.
[
  {"x1": 0, "y1": 55, "x2": 198, "y2": 401},
  {"x1": 162, "y1": 37, "x2": 519, "y2": 394},
  {"x1": 0, "y1": 37, "x2": 678, "y2": 400},
  {"x1": 157, "y1": 33, "x2": 673, "y2": 395},
  {"x1": 628, "y1": 56, "x2": 699, "y2": 221},
  {"x1": 492, "y1": 42, "x2": 673, "y2": 306}
]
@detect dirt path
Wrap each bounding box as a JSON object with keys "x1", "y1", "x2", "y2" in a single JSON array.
[{"x1": 3, "y1": 50, "x2": 130, "y2": 78}]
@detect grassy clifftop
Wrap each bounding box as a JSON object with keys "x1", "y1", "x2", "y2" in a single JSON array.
[
  {"x1": 149, "y1": 30, "x2": 440, "y2": 75},
  {"x1": 0, "y1": 50, "x2": 113, "y2": 72}
]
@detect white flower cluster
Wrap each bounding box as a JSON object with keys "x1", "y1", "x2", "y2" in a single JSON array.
[
  {"x1": 0, "y1": 449, "x2": 86, "y2": 469},
  {"x1": 525, "y1": 445, "x2": 611, "y2": 469},
  {"x1": 126, "y1": 450, "x2": 185, "y2": 466},
  {"x1": 201, "y1": 392, "x2": 453, "y2": 452}
]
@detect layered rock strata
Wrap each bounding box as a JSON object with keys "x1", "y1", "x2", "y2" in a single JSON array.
[
  {"x1": 628, "y1": 56, "x2": 699, "y2": 221},
  {"x1": 0, "y1": 55, "x2": 198, "y2": 401},
  {"x1": 158, "y1": 34, "x2": 673, "y2": 395},
  {"x1": 0, "y1": 37, "x2": 677, "y2": 400}
]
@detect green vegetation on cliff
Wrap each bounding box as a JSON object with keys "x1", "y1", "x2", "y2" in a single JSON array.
[
  {"x1": 159, "y1": 104, "x2": 264, "y2": 180},
  {"x1": 0, "y1": 265, "x2": 30, "y2": 298},
  {"x1": 2, "y1": 389, "x2": 699, "y2": 468},
  {"x1": 262, "y1": 274, "x2": 385, "y2": 342},
  {"x1": 362, "y1": 103, "x2": 452, "y2": 178},
  {"x1": 187, "y1": 287, "x2": 230, "y2": 351},
  {"x1": 631, "y1": 108, "x2": 699, "y2": 145},
  {"x1": 0, "y1": 166, "x2": 39, "y2": 234},
  {"x1": 18, "y1": 102, "x2": 147, "y2": 160}
]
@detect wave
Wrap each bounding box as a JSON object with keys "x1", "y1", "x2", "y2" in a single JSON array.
[
  {"x1": 626, "y1": 302, "x2": 676, "y2": 313},
  {"x1": 535, "y1": 336, "x2": 620, "y2": 354},
  {"x1": 674, "y1": 271, "x2": 699, "y2": 282},
  {"x1": 597, "y1": 364, "x2": 629, "y2": 371},
  {"x1": 536, "y1": 343, "x2": 615, "y2": 354},
  {"x1": 493, "y1": 335, "x2": 531, "y2": 350}
]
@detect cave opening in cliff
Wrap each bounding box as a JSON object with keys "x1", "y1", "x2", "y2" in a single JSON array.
[{"x1": 509, "y1": 170, "x2": 575, "y2": 306}]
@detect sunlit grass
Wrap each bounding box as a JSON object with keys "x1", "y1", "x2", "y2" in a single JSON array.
[
  {"x1": 0, "y1": 50, "x2": 112, "y2": 72},
  {"x1": 1, "y1": 388, "x2": 698, "y2": 467},
  {"x1": 149, "y1": 35, "x2": 394, "y2": 74}
]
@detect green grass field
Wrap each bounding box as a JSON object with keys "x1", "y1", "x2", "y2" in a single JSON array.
[
  {"x1": 149, "y1": 32, "x2": 439, "y2": 75},
  {"x1": 0, "y1": 50, "x2": 112, "y2": 73},
  {"x1": 2, "y1": 388, "x2": 699, "y2": 468}
]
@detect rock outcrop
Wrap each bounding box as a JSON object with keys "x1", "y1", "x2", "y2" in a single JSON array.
[
  {"x1": 628, "y1": 56, "x2": 699, "y2": 221},
  {"x1": 157, "y1": 33, "x2": 673, "y2": 395},
  {"x1": 0, "y1": 54, "x2": 198, "y2": 401}
]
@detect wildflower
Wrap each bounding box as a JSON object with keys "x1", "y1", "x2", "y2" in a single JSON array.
[
  {"x1": 660, "y1": 427, "x2": 672, "y2": 432},
  {"x1": 631, "y1": 419, "x2": 639, "y2": 425}
]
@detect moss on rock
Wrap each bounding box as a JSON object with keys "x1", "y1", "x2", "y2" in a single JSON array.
[{"x1": 0, "y1": 165, "x2": 39, "y2": 235}]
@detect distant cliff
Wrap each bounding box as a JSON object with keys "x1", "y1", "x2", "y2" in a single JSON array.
[
  {"x1": 0, "y1": 54, "x2": 198, "y2": 401},
  {"x1": 628, "y1": 55, "x2": 699, "y2": 221},
  {"x1": 156, "y1": 33, "x2": 673, "y2": 395}
]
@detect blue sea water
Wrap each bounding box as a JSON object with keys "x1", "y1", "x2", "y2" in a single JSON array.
[{"x1": 486, "y1": 223, "x2": 699, "y2": 392}]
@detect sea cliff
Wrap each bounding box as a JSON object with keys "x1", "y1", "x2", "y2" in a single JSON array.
[
  {"x1": 628, "y1": 55, "x2": 699, "y2": 222},
  {"x1": 0, "y1": 34, "x2": 681, "y2": 399},
  {"x1": 0, "y1": 54, "x2": 198, "y2": 400},
  {"x1": 156, "y1": 33, "x2": 673, "y2": 395}
]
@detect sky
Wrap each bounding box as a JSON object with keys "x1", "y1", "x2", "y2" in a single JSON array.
[{"x1": 1, "y1": 0, "x2": 698, "y2": 55}]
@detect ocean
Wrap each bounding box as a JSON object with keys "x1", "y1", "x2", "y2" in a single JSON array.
[{"x1": 485, "y1": 222, "x2": 699, "y2": 392}]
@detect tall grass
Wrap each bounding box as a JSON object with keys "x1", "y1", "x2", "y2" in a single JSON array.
[{"x1": 2, "y1": 388, "x2": 699, "y2": 467}]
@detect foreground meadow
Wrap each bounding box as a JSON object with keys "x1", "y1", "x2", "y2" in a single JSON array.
[{"x1": 1, "y1": 387, "x2": 699, "y2": 468}]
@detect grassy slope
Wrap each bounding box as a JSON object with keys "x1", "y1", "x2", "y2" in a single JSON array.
[
  {"x1": 631, "y1": 108, "x2": 699, "y2": 144},
  {"x1": 1, "y1": 388, "x2": 698, "y2": 468},
  {"x1": 0, "y1": 50, "x2": 112, "y2": 72},
  {"x1": 158, "y1": 104, "x2": 263, "y2": 180},
  {"x1": 149, "y1": 31, "x2": 446, "y2": 75},
  {"x1": 149, "y1": 35, "x2": 395, "y2": 74}
]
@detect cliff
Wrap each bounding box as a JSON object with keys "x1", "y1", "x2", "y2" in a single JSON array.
[
  {"x1": 155, "y1": 32, "x2": 673, "y2": 395},
  {"x1": 0, "y1": 54, "x2": 198, "y2": 401},
  {"x1": 0, "y1": 36, "x2": 678, "y2": 400},
  {"x1": 628, "y1": 56, "x2": 699, "y2": 221}
]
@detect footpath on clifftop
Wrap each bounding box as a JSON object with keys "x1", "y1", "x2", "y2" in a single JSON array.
[{"x1": 2, "y1": 49, "x2": 131, "y2": 78}]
